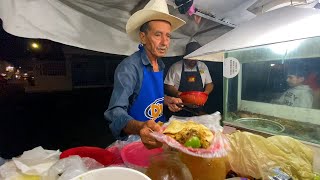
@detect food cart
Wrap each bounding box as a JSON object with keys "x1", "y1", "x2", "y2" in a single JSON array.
[{"x1": 0, "y1": 0, "x2": 320, "y2": 179}]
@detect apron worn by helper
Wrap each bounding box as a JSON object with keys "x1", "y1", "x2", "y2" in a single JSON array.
[
  {"x1": 178, "y1": 62, "x2": 204, "y2": 92},
  {"x1": 174, "y1": 62, "x2": 205, "y2": 117},
  {"x1": 128, "y1": 66, "x2": 165, "y2": 122}
]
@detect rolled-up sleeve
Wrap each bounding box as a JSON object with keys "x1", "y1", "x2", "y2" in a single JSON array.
[
  {"x1": 164, "y1": 61, "x2": 181, "y2": 89},
  {"x1": 104, "y1": 61, "x2": 139, "y2": 140},
  {"x1": 203, "y1": 63, "x2": 212, "y2": 84},
  {"x1": 164, "y1": 65, "x2": 175, "y2": 86}
]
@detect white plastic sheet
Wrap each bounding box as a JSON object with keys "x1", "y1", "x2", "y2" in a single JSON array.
[
  {"x1": 0, "y1": 0, "x2": 231, "y2": 56},
  {"x1": 12, "y1": 146, "x2": 60, "y2": 176}
]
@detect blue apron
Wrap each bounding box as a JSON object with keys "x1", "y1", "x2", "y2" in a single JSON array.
[{"x1": 128, "y1": 66, "x2": 165, "y2": 122}]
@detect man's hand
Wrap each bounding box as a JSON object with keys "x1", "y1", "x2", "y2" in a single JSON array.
[
  {"x1": 164, "y1": 95, "x2": 182, "y2": 112},
  {"x1": 204, "y1": 83, "x2": 214, "y2": 95},
  {"x1": 139, "y1": 120, "x2": 163, "y2": 149}
]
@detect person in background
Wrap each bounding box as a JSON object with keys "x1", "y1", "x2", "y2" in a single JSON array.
[
  {"x1": 164, "y1": 42, "x2": 214, "y2": 116},
  {"x1": 304, "y1": 70, "x2": 320, "y2": 109},
  {"x1": 104, "y1": 0, "x2": 185, "y2": 149},
  {"x1": 272, "y1": 64, "x2": 313, "y2": 108}
]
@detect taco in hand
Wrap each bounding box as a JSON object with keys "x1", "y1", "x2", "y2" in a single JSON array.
[{"x1": 163, "y1": 120, "x2": 214, "y2": 149}]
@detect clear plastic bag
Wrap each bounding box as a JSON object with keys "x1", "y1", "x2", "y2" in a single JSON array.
[
  {"x1": 113, "y1": 135, "x2": 141, "y2": 150},
  {"x1": 106, "y1": 135, "x2": 145, "y2": 171},
  {"x1": 46, "y1": 155, "x2": 104, "y2": 180},
  {"x1": 151, "y1": 112, "x2": 230, "y2": 158}
]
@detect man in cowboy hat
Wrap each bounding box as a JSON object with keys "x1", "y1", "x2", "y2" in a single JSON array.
[{"x1": 105, "y1": 0, "x2": 186, "y2": 149}]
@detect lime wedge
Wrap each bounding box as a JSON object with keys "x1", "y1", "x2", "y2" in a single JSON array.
[{"x1": 184, "y1": 136, "x2": 201, "y2": 148}]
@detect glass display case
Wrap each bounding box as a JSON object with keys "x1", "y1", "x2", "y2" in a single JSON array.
[{"x1": 223, "y1": 36, "x2": 320, "y2": 145}]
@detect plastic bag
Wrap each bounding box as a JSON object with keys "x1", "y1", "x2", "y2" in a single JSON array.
[
  {"x1": 113, "y1": 135, "x2": 141, "y2": 150},
  {"x1": 12, "y1": 146, "x2": 60, "y2": 176},
  {"x1": 227, "y1": 131, "x2": 314, "y2": 180},
  {"x1": 46, "y1": 155, "x2": 104, "y2": 180},
  {"x1": 105, "y1": 146, "x2": 124, "y2": 165},
  {"x1": 0, "y1": 161, "x2": 17, "y2": 179},
  {"x1": 0, "y1": 146, "x2": 59, "y2": 180},
  {"x1": 0, "y1": 160, "x2": 41, "y2": 180},
  {"x1": 151, "y1": 112, "x2": 230, "y2": 158}
]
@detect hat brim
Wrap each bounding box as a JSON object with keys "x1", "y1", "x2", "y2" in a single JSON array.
[{"x1": 126, "y1": 9, "x2": 186, "y2": 42}]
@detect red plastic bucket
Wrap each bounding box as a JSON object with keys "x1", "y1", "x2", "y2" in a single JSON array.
[{"x1": 60, "y1": 146, "x2": 115, "y2": 166}]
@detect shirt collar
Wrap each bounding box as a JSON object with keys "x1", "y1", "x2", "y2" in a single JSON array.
[{"x1": 140, "y1": 48, "x2": 165, "y2": 70}]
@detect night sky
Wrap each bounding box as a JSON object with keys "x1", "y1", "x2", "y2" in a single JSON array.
[{"x1": 0, "y1": 20, "x2": 65, "y2": 66}]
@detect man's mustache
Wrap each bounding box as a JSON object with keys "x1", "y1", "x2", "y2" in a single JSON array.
[{"x1": 158, "y1": 46, "x2": 168, "y2": 50}]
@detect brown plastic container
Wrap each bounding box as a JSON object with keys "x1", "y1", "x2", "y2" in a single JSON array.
[
  {"x1": 179, "y1": 152, "x2": 227, "y2": 180},
  {"x1": 146, "y1": 152, "x2": 192, "y2": 180}
]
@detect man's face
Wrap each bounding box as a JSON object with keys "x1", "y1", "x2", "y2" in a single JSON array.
[
  {"x1": 140, "y1": 21, "x2": 172, "y2": 59},
  {"x1": 184, "y1": 59, "x2": 197, "y2": 68},
  {"x1": 287, "y1": 75, "x2": 304, "y2": 87}
]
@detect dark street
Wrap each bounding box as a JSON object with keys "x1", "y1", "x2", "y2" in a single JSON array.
[{"x1": 0, "y1": 86, "x2": 115, "y2": 159}]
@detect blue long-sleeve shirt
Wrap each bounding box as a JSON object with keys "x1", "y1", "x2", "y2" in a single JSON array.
[{"x1": 104, "y1": 49, "x2": 165, "y2": 140}]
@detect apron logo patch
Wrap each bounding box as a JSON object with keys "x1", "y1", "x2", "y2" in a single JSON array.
[
  {"x1": 144, "y1": 97, "x2": 164, "y2": 119},
  {"x1": 187, "y1": 76, "x2": 196, "y2": 82},
  {"x1": 199, "y1": 70, "x2": 204, "y2": 74}
]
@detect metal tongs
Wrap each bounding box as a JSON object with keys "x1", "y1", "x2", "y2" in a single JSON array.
[{"x1": 177, "y1": 103, "x2": 201, "y2": 116}]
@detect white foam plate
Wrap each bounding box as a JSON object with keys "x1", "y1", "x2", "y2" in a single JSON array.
[{"x1": 70, "y1": 167, "x2": 151, "y2": 180}]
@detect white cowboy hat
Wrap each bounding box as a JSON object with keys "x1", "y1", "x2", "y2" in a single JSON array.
[{"x1": 126, "y1": 0, "x2": 186, "y2": 42}]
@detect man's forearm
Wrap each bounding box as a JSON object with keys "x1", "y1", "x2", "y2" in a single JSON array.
[
  {"x1": 204, "y1": 83, "x2": 214, "y2": 95},
  {"x1": 123, "y1": 119, "x2": 145, "y2": 135},
  {"x1": 165, "y1": 84, "x2": 180, "y2": 97}
]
